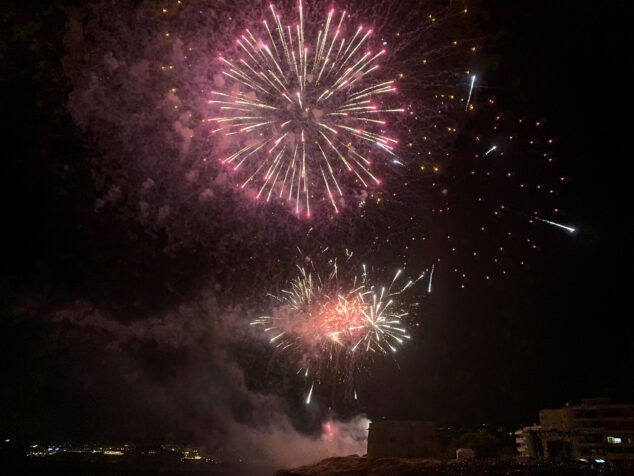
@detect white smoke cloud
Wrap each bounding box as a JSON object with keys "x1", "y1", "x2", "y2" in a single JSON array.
[{"x1": 54, "y1": 288, "x2": 368, "y2": 472}]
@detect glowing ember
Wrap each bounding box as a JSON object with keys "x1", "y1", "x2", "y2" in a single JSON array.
[{"x1": 321, "y1": 296, "x2": 367, "y2": 338}]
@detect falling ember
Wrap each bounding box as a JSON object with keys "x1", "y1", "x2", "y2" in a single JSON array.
[
  {"x1": 210, "y1": 1, "x2": 400, "y2": 215},
  {"x1": 534, "y1": 216, "x2": 576, "y2": 233},
  {"x1": 465, "y1": 74, "x2": 476, "y2": 111}
]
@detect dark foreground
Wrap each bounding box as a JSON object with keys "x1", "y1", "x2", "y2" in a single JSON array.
[
  {"x1": 276, "y1": 456, "x2": 627, "y2": 475},
  {"x1": 0, "y1": 457, "x2": 259, "y2": 475},
  {"x1": 2, "y1": 454, "x2": 629, "y2": 475}
]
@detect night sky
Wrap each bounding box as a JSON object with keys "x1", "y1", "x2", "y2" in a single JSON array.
[{"x1": 1, "y1": 0, "x2": 631, "y2": 461}]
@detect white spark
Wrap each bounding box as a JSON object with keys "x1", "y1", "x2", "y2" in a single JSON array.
[
  {"x1": 306, "y1": 382, "x2": 314, "y2": 404},
  {"x1": 465, "y1": 74, "x2": 476, "y2": 111},
  {"x1": 534, "y1": 216, "x2": 576, "y2": 233}
]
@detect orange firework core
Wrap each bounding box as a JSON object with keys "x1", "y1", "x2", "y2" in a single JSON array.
[{"x1": 320, "y1": 296, "x2": 367, "y2": 336}]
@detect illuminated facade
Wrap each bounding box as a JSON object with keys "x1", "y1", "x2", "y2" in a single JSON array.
[
  {"x1": 514, "y1": 425, "x2": 543, "y2": 458},
  {"x1": 515, "y1": 398, "x2": 634, "y2": 467}
]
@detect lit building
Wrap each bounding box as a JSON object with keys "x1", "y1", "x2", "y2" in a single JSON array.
[
  {"x1": 515, "y1": 398, "x2": 634, "y2": 467},
  {"x1": 514, "y1": 425, "x2": 543, "y2": 459}
]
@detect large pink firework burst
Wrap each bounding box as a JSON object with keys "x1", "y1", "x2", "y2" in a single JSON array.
[{"x1": 210, "y1": 1, "x2": 404, "y2": 216}]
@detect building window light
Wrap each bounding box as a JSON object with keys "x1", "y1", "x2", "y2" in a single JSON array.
[{"x1": 607, "y1": 436, "x2": 622, "y2": 444}]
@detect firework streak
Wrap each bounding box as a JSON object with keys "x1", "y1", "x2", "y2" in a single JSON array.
[{"x1": 210, "y1": 1, "x2": 403, "y2": 216}]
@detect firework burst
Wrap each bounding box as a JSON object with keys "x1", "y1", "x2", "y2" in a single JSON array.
[
  {"x1": 210, "y1": 1, "x2": 404, "y2": 216},
  {"x1": 360, "y1": 93, "x2": 577, "y2": 290},
  {"x1": 251, "y1": 252, "x2": 424, "y2": 401}
]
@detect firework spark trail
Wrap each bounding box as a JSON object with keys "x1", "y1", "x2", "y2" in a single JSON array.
[
  {"x1": 211, "y1": 1, "x2": 405, "y2": 216},
  {"x1": 483, "y1": 145, "x2": 497, "y2": 156},
  {"x1": 306, "y1": 381, "x2": 314, "y2": 404},
  {"x1": 252, "y1": 253, "x2": 424, "y2": 400},
  {"x1": 465, "y1": 74, "x2": 476, "y2": 111},
  {"x1": 533, "y1": 216, "x2": 576, "y2": 233}
]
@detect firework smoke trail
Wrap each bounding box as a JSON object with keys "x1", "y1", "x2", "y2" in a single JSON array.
[
  {"x1": 251, "y1": 253, "x2": 424, "y2": 402},
  {"x1": 210, "y1": 1, "x2": 405, "y2": 217}
]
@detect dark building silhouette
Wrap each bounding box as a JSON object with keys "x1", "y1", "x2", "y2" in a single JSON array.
[{"x1": 367, "y1": 420, "x2": 438, "y2": 458}]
